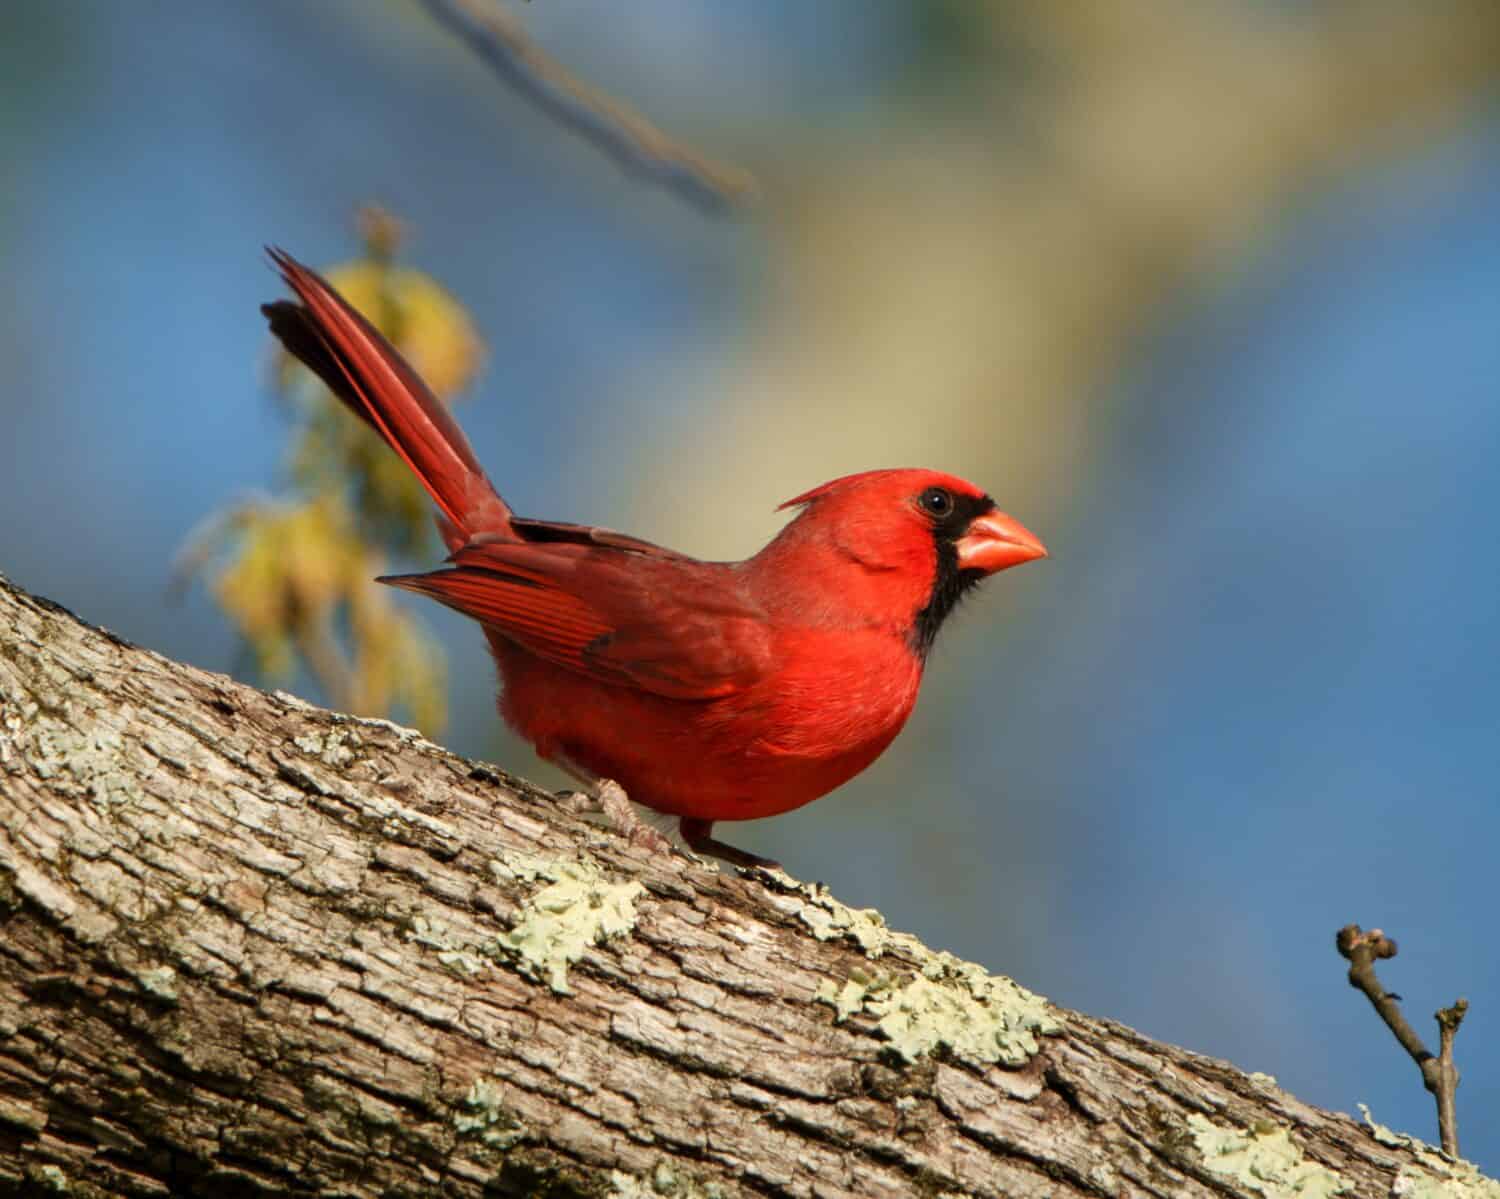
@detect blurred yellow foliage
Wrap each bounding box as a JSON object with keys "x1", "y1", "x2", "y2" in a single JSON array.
[
  {"x1": 347, "y1": 565, "x2": 449, "y2": 735},
  {"x1": 193, "y1": 492, "x2": 448, "y2": 733},
  {"x1": 211, "y1": 495, "x2": 354, "y2": 677}
]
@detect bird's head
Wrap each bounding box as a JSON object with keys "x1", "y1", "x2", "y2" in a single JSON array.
[{"x1": 769, "y1": 468, "x2": 1046, "y2": 654}]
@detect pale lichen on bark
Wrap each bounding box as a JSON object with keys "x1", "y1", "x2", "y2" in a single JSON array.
[
  {"x1": 1357, "y1": 1107, "x2": 1500, "y2": 1199},
  {"x1": 814, "y1": 955, "x2": 1060, "y2": 1068},
  {"x1": 489, "y1": 851, "x2": 646, "y2": 993},
  {"x1": 0, "y1": 571, "x2": 1496, "y2": 1198},
  {"x1": 1187, "y1": 1114, "x2": 1349, "y2": 1197}
]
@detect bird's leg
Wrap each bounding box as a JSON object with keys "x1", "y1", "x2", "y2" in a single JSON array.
[
  {"x1": 550, "y1": 757, "x2": 778, "y2": 870},
  {"x1": 550, "y1": 757, "x2": 675, "y2": 856},
  {"x1": 679, "y1": 818, "x2": 782, "y2": 872}
]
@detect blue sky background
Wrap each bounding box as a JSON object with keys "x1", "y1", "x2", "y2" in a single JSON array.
[{"x1": 3, "y1": 0, "x2": 1499, "y2": 1169}]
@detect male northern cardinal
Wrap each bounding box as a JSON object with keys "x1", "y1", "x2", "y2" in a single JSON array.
[{"x1": 263, "y1": 250, "x2": 1046, "y2": 866}]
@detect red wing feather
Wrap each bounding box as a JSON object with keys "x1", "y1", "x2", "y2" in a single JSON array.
[
  {"x1": 383, "y1": 542, "x2": 772, "y2": 701},
  {"x1": 384, "y1": 565, "x2": 612, "y2": 665}
]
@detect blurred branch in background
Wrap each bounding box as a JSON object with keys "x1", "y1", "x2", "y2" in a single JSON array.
[
  {"x1": 177, "y1": 209, "x2": 483, "y2": 734},
  {"x1": 413, "y1": 0, "x2": 755, "y2": 212},
  {"x1": 646, "y1": 0, "x2": 1500, "y2": 554}
]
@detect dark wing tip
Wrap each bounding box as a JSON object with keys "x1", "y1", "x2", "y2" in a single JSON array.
[{"x1": 375, "y1": 573, "x2": 433, "y2": 595}]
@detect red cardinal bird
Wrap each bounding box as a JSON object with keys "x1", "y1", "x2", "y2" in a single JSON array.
[{"x1": 262, "y1": 250, "x2": 1046, "y2": 866}]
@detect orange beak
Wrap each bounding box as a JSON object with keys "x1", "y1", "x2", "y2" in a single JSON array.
[{"x1": 955, "y1": 510, "x2": 1048, "y2": 574}]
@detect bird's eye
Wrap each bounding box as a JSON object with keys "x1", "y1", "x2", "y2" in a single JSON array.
[{"x1": 919, "y1": 487, "x2": 953, "y2": 518}]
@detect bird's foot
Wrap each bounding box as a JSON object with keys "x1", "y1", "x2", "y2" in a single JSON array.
[
  {"x1": 680, "y1": 818, "x2": 782, "y2": 872},
  {"x1": 595, "y1": 778, "x2": 675, "y2": 855},
  {"x1": 553, "y1": 767, "x2": 774, "y2": 868},
  {"x1": 556, "y1": 780, "x2": 674, "y2": 855}
]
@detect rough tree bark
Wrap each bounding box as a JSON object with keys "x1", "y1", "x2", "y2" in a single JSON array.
[{"x1": 0, "y1": 572, "x2": 1491, "y2": 1199}]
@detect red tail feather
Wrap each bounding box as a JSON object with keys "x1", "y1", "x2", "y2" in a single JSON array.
[{"x1": 262, "y1": 249, "x2": 513, "y2": 541}]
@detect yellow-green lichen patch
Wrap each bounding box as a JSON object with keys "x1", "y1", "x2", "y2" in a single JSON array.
[
  {"x1": 1358, "y1": 1105, "x2": 1500, "y2": 1198},
  {"x1": 608, "y1": 1160, "x2": 726, "y2": 1198},
  {"x1": 489, "y1": 852, "x2": 645, "y2": 994},
  {"x1": 817, "y1": 952, "x2": 1060, "y2": 1067},
  {"x1": 817, "y1": 967, "x2": 886, "y2": 1022},
  {"x1": 453, "y1": 1078, "x2": 525, "y2": 1149},
  {"x1": 27, "y1": 719, "x2": 143, "y2": 808},
  {"x1": 1188, "y1": 1114, "x2": 1347, "y2": 1198},
  {"x1": 795, "y1": 884, "x2": 904, "y2": 956}
]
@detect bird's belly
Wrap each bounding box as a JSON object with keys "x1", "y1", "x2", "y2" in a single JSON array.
[{"x1": 492, "y1": 632, "x2": 922, "y2": 823}]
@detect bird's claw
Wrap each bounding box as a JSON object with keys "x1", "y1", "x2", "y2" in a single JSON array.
[
  {"x1": 626, "y1": 823, "x2": 675, "y2": 854},
  {"x1": 679, "y1": 817, "x2": 782, "y2": 872},
  {"x1": 555, "y1": 789, "x2": 595, "y2": 817},
  {"x1": 560, "y1": 777, "x2": 676, "y2": 856}
]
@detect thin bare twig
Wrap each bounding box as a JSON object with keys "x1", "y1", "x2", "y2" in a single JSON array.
[
  {"x1": 1434, "y1": 997, "x2": 1469, "y2": 1155},
  {"x1": 415, "y1": 0, "x2": 755, "y2": 213},
  {"x1": 1335, "y1": 923, "x2": 1468, "y2": 1156}
]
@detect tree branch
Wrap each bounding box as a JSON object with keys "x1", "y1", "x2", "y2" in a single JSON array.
[
  {"x1": 0, "y1": 571, "x2": 1490, "y2": 1196},
  {"x1": 415, "y1": 0, "x2": 755, "y2": 213},
  {"x1": 1336, "y1": 924, "x2": 1469, "y2": 1156}
]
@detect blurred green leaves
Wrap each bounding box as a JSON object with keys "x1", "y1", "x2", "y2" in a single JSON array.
[{"x1": 183, "y1": 210, "x2": 483, "y2": 734}]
